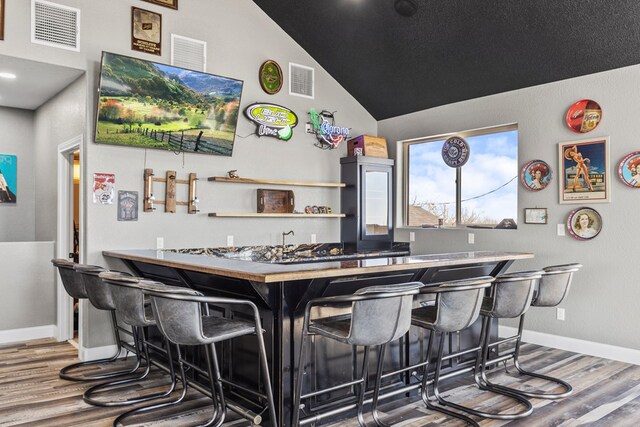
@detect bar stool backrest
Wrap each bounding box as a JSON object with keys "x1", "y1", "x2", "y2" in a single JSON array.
[
  {"x1": 52, "y1": 258, "x2": 87, "y2": 299},
  {"x1": 74, "y1": 264, "x2": 113, "y2": 310},
  {"x1": 431, "y1": 277, "x2": 494, "y2": 333},
  {"x1": 348, "y1": 282, "x2": 423, "y2": 346},
  {"x1": 99, "y1": 272, "x2": 154, "y2": 327},
  {"x1": 140, "y1": 282, "x2": 205, "y2": 346},
  {"x1": 534, "y1": 263, "x2": 582, "y2": 307},
  {"x1": 487, "y1": 271, "x2": 543, "y2": 319}
]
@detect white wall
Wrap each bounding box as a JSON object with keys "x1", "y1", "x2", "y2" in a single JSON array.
[
  {"x1": 0, "y1": 107, "x2": 35, "y2": 242},
  {"x1": 380, "y1": 64, "x2": 640, "y2": 351},
  {"x1": 0, "y1": 0, "x2": 377, "y2": 348}
]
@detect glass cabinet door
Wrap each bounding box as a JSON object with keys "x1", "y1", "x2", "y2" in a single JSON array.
[{"x1": 362, "y1": 166, "x2": 391, "y2": 240}]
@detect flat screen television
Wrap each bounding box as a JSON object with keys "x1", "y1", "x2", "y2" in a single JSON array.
[{"x1": 95, "y1": 51, "x2": 243, "y2": 156}]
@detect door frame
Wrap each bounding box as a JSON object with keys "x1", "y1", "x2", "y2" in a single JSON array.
[{"x1": 56, "y1": 135, "x2": 83, "y2": 342}]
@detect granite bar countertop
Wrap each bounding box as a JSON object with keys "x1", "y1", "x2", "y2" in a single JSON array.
[{"x1": 104, "y1": 248, "x2": 533, "y2": 283}]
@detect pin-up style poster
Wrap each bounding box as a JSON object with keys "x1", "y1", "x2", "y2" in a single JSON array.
[
  {"x1": 558, "y1": 137, "x2": 610, "y2": 203},
  {"x1": 0, "y1": 154, "x2": 17, "y2": 203},
  {"x1": 93, "y1": 173, "x2": 115, "y2": 204}
]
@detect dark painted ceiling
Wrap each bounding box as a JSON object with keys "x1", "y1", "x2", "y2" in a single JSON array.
[{"x1": 253, "y1": 0, "x2": 640, "y2": 120}]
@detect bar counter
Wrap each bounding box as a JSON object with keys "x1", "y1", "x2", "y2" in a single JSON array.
[{"x1": 104, "y1": 249, "x2": 533, "y2": 426}]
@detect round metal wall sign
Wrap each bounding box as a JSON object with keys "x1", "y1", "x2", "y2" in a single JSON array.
[
  {"x1": 566, "y1": 99, "x2": 602, "y2": 133},
  {"x1": 566, "y1": 207, "x2": 602, "y2": 241},
  {"x1": 442, "y1": 136, "x2": 470, "y2": 167},
  {"x1": 521, "y1": 159, "x2": 552, "y2": 191},
  {"x1": 618, "y1": 151, "x2": 640, "y2": 188},
  {"x1": 259, "y1": 60, "x2": 283, "y2": 95}
]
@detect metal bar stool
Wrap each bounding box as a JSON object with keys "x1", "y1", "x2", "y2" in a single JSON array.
[
  {"x1": 412, "y1": 276, "x2": 533, "y2": 426},
  {"x1": 73, "y1": 264, "x2": 147, "y2": 378},
  {"x1": 135, "y1": 281, "x2": 278, "y2": 427},
  {"x1": 478, "y1": 263, "x2": 581, "y2": 399},
  {"x1": 293, "y1": 282, "x2": 423, "y2": 427},
  {"x1": 83, "y1": 272, "x2": 181, "y2": 409},
  {"x1": 52, "y1": 259, "x2": 141, "y2": 382}
]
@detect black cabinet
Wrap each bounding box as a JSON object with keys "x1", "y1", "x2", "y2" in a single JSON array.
[{"x1": 340, "y1": 156, "x2": 394, "y2": 252}]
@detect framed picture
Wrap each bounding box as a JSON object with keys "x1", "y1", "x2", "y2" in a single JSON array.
[
  {"x1": 618, "y1": 151, "x2": 640, "y2": 188},
  {"x1": 0, "y1": 0, "x2": 5, "y2": 41},
  {"x1": 558, "y1": 137, "x2": 610, "y2": 204},
  {"x1": 131, "y1": 7, "x2": 162, "y2": 56},
  {"x1": 524, "y1": 208, "x2": 547, "y2": 224},
  {"x1": 567, "y1": 207, "x2": 602, "y2": 240},
  {"x1": 142, "y1": 0, "x2": 178, "y2": 10},
  {"x1": 117, "y1": 191, "x2": 139, "y2": 221},
  {"x1": 521, "y1": 160, "x2": 552, "y2": 191},
  {"x1": 0, "y1": 154, "x2": 17, "y2": 203}
]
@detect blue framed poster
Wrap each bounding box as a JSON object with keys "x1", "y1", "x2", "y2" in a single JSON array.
[{"x1": 0, "y1": 154, "x2": 17, "y2": 204}]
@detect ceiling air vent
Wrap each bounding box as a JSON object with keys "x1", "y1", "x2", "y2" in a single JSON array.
[
  {"x1": 171, "y1": 34, "x2": 207, "y2": 72},
  {"x1": 31, "y1": 0, "x2": 80, "y2": 52},
  {"x1": 289, "y1": 63, "x2": 314, "y2": 99}
]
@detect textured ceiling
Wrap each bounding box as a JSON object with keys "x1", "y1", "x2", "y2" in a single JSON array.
[{"x1": 253, "y1": 0, "x2": 640, "y2": 120}]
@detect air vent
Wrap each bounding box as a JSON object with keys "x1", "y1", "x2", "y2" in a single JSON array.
[
  {"x1": 31, "y1": 0, "x2": 80, "y2": 52},
  {"x1": 171, "y1": 34, "x2": 207, "y2": 72},
  {"x1": 289, "y1": 63, "x2": 314, "y2": 99}
]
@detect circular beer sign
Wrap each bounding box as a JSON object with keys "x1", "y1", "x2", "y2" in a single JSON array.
[
  {"x1": 521, "y1": 160, "x2": 552, "y2": 191},
  {"x1": 618, "y1": 151, "x2": 640, "y2": 188},
  {"x1": 566, "y1": 207, "x2": 602, "y2": 241},
  {"x1": 259, "y1": 60, "x2": 283, "y2": 95},
  {"x1": 442, "y1": 136, "x2": 470, "y2": 167},
  {"x1": 566, "y1": 99, "x2": 602, "y2": 133}
]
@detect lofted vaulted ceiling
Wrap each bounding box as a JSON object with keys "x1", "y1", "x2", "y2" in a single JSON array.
[{"x1": 253, "y1": 0, "x2": 640, "y2": 120}]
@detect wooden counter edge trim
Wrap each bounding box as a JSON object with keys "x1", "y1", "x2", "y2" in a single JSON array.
[{"x1": 103, "y1": 251, "x2": 534, "y2": 284}]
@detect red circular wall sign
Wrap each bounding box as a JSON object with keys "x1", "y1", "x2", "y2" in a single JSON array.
[{"x1": 566, "y1": 99, "x2": 602, "y2": 133}]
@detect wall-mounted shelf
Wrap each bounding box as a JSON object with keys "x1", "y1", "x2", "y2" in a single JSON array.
[
  {"x1": 208, "y1": 213, "x2": 346, "y2": 218},
  {"x1": 208, "y1": 177, "x2": 345, "y2": 188}
]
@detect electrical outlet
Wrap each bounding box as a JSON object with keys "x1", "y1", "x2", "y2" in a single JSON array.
[
  {"x1": 557, "y1": 307, "x2": 565, "y2": 321},
  {"x1": 468, "y1": 233, "x2": 475, "y2": 244},
  {"x1": 227, "y1": 235, "x2": 234, "y2": 247},
  {"x1": 156, "y1": 237, "x2": 164, "y2": 249},
  {"x1": 311, "y1": 234, "x2": 317, "y2": 244},
  {"x1": 557, "y1": 224, "x2": 566, "y2": 236},
  {"x1": 409, "y1": 231, "x2": 415, "y2": 242}
]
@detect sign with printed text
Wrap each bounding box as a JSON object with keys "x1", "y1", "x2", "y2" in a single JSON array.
[
  {"x1": 244, "y1": 103, "x2": 298, "y2": 141},
  {"x1": 93, "y1": 173, "x2": 115, "y2": 205}
]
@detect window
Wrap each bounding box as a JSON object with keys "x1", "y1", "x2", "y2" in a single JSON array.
[{"x1": 403, "y1": 124, "x2": 518, "y2": 229}]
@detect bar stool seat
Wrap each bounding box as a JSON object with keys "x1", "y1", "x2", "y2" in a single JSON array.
[{"x1": 200, "y1": 316, "x2": 256, "y2": 343}]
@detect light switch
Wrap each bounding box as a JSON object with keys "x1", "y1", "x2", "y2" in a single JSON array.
[
  {"x1": 557, "y1": 224, "x2": 565, "y2": 236},
  {"x1": 156, "y1": 237, "x2": 164, "y2": 249},
  {"x1": 311, "y1": 234, "x2": 317, "y2": 243},
  {"x1": 468, "y1": 233, "x2": 475, "y2": 244},
  {"x1": 409, "y1": 232, "x2": 415, "y2": 242},
  {"x1": 227, "y1": 235, "x2": 234, "y2": 246}
]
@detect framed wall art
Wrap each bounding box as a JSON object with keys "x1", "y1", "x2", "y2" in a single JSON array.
[
  {"x1": 132, "y1": 7, "x2": 162, "y2": 56},
  {"x1": 558, "y1": 137, "x2": 610, "y2": 204},
  {"x1": 142, "y1": 0, "x2": 178, "y2": 10},
  {"x1": 567, "y1": 207, "x2": 602, "y2": 240},
  {"x1": 618, "y1": 151, "x2": 640, "y2": 188},
  {"x1": 521, "y1": 160, "x2": 552, "y2": 191},
  {"x1": 0, "y1": 0, "x2": 5, "y2": 41},
  {"x1": 0, "y1": 154, "x2": 17, "y2": 203},
  {"x1": 524, "y1": 208, "x2": 547, "y2": 224}
]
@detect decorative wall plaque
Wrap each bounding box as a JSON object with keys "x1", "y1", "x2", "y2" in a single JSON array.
[
  {"x1": 618, "y1": 151, "x2": 640, "y2": 188},
  {"x1": 567, "y1": 207, "x2": 602, "y2": 240},
  {"x1": 566, "y1": 99, "x2": 602, "y2": 133},
  {"x1": 142, "y1": 0, "x2": 178, "y2": 10},
  {"x1": 244, "y1": 103, "x2": 298, "y2": 141},
  {"x1": 131, "y1": 7, "x2": 162, "y2": 56},
  {"x1": 521, "y1": 160, "x2": 552, "y2": 191},
  {"x1": 442, "y1": 136, "x2": 470, "y2": 167},
  {"x1": 259, "y1": 60, "x2": 283, "y2": 95}
]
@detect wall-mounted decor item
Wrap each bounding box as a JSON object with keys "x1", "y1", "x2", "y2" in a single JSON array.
[
  {"x1": 566, "y1": 99, "x2": 602, "y2": 133},
  {"x1": 96, "y1": 52, "x2": 243, "y2": 156},
  {"x1": 257, "y1": 189, "x2": 294, "y2": 213},
  {"x1": 244, "y1": 103, "x2": 298, "y2": 141},
  {"x1": 0, "y1": 0, "x2": 5, "y2": 41},
  {"x1": 259, "y1": 60, "x2": 283, "y2": 95},
  {"x1": 441, "y1": 136, "x2": 470, "y2": 167},
  {"x1": 117, "y1": 191, "x2": 139, "y2": 221},
  {"x1": 559, "y1": 137, "x2": 610, "y2": 203},
  {"x1": 521, "y1": 159, "x2": 552, "y2": 191},
  {"x1": 524, "y1": 208, "x2": 547, "y2": 224},
  {"x1": 308, "y1": 109, "x2": 350, "y2": 149},
  {"x1": 227, "y1": 170, "x2": 239, "y2": 179},
  {"x1": 347, "y1": 135, "x2": 388, "y2": 158},
  {"x1": 132, "y1": 7, "x2": 162, "y2": 56},
  {"x1": 567, "y1": 206, "x2": 602, "y2": 240},
  {"x1": 144, "y1": 168, "x2": 198, "y2": 213},
  {"x1": 142, "y1": 0, "x2": 178, "y2": 10},
  {"x1": 0, "y1": 154, "x2": 16, "y2": 203},
  {"x1": 618, "y1": 151, "x2": 640, "y2": 188},
  {"x1": 93, "y1": 173, "x2": 115, "y2": 205}
]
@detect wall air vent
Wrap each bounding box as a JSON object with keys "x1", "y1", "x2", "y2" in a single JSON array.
[
  {"x1": 171, "y1": 34, "x2": 207, "y2": 72},
  {"x1": 289, "y1": 63, "x2": 315, "y2": 99},
  {"x1": 31, "y1": 0, "x2": 80, "y2": 52}
]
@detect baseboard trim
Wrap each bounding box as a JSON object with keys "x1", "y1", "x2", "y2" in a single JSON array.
[
  {"x1": 0, "y1": 325, "x2": 56, "y2": 344},
  {"x1": 79, "y1": 344, "x2": 130, "y2": 362},
  {"x1": 499, "y1": 325, "x2": 640, "y2": 366}
]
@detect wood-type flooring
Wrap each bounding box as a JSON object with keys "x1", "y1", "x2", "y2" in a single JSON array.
[{"x1": 1, "y1": 339, "x2": 639, "y2": 426}]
